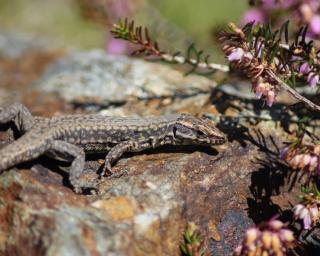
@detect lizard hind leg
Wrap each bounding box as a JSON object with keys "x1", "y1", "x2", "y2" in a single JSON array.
[
  {"x1": 49, "y1": 140, "x2": 99, "y2": 193},
  {"x1": 0, "y1": 103, "x2": 34, "y2": 134}
]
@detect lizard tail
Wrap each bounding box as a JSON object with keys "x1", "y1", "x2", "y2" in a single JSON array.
[{"x1": 0, "y1": 138, "x2": 46, "y2": 171}]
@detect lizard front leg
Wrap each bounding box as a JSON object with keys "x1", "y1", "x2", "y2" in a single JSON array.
[
  {"x1": 0, "y1": 103, "x2": 34, "y2": 134},
  {"x1": 102, "y1": 140, "x2": 153, "y2": 177},
  {"x1": 49, "y1": 141, "x2": 99, "y2": 193},
  {"x1": 101, "y1": 141, "x2": 134, "y2": 176}
]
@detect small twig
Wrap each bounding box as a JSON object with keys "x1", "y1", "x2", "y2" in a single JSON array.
[
  {"x1": 161, "y1": 53, "x2": 230, "y2": 72},
  {"x1": 267, "y1": 70, "x2": 320, "y2": 112},
  {"x1": 111, "y1": 19, "x2": 229, "y2": 73}
]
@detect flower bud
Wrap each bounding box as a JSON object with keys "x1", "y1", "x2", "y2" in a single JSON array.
[
  {"x1": 310, "y1": 205, "x2": 319, "y2": 220},
  {"x1": 269, "y1": 220, "x2": 284, "y2": 230},
  {"x1": 266, "y1": 90, "x2": 275, "y2": 107},
  {"x1": 309, "y1": 156, "x2": 318, "y2": 171},
  {"x1": 294, "y1": 204, "x2": 304, "y2": 216},
  {"x1": 245, "y1": 228, "x2": 259, "y2": 245},
  {"x1": 279, "y1": 229, "x2": 294, "y2": 243},
  {"x1": 307, "y1": 72, "x2": 319, "y2": 88},
  {"x1": 299, "y1": 62, "x2": 311, "y2": 75},
  {"x1": 271, "y1": 234, "x2": 281, "y2": 252},
  {"x1": 227, "y1": 48, "x2": 245, "y2": 62},
  {"x1": 262, "y1": 231, "x2": 272, "y2": 248}
]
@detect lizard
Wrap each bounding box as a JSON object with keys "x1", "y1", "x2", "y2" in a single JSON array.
[{"x1": 0, "y1": 103, "x2": 227, "y2": 193}]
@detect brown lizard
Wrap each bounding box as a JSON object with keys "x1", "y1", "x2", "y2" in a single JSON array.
[{"x1": 0, "y1": 103, "x2": 227, "y2": 192}]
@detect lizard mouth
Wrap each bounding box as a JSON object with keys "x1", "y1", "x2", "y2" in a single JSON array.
[{"x1": 210, "y1": 137, "x2": 227, "y2": 146}]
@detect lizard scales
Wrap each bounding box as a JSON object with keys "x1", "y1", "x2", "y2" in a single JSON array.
[{"x1": 0, "y1": 103, "x2": 227, "y2": 193}]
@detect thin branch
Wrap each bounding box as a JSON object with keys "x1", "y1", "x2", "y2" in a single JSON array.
[
  {"x1": 161, "y1": 53, "x2": 230, "y2": 72},
  {"x1": 267, "y1": 70, "x2": 320, "y2": 112},
  {"x1": 111, "y1": 19, "x2": 229, "y2": 73}
]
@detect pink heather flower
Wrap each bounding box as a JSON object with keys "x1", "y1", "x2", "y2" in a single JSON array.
[
  {"x1": 254, "y1": 82, "x2": 265, "y2": 99},
  {"x1": 279, "y1": 229, "x2": 295, "y2": 243},
  {"x1": 291, "y1": 55, "x2": 303, "y2": 61},
  {"x1": 308, "y1": 0, "x2": 320, "y2": 12},
  {"x1": 303, "y1": 212, "x2": 312, "y2": 229},
  {"x1": 241, "y1": 9, "x2": 265, "y2": 25},
  {"x1": 261, "y1": 0, "x2": 275, "y2": 8},
  {"x1": 307, "y1": 72, "x2": 319, "y2": 88},
  {"x1": 299, "y1": 3, "x2": 314, "y2": 22},
  {"x1": 108, "y1": 0, "x2": 130, "y2": 17},
  {"x1": 227, "y1": 48, "x2": 245, "y2": 62},
  {"x1": 262, "y1": 0, "x2": 295, "y2": 9},
  {"x1": 290, "y1": 154, "x2": 300, "y2": 167},
  {"x1": 279, "y1": 147, "x2": 289, "y2": 159},
  {"x1": 234, "y1": 218, "x2": 294, "y2": 256},
  {"x1": 299, "y1": 62, "x2": 311, "y2": 75},
  {"x1": 303, "y1": 154, "x2": 311, "y2": 165},
  {"x1": 294, "y1": 204, "x2": 320, "y2": 230},
  {"x1": 278, "y1": 0, "x2": 296, "y2": 9},
  {"x1": 269, "y1": 219, "x2": 284, "y2": 230},
  {"x1": 106, "y1": 38, "x2": 129, "y2": 55},
  {"x1": 310, "y1": 15, "x2": 320, "y2": 35},
  {"x1": 310, "y1": 206, "x2": 319, "y2": 220},
  {"x1": 266, "y1": 90, "x2": 275, "y2": 107},
  {"x1": 294, "y1": 204, "x2": 304, "y2": 215},
  {"x1": 309, "y1": 156, "x2": 318, "y2": 171}
]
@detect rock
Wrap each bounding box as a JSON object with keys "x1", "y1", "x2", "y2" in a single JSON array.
[
  {"x1": 0, "y1": 30, "x2": 48, "y2": 59},
  {"x1": 0, "y1": 43, "x2": 317, "y2": 255},
  {"x1": 35, "y1": 50, "x2": 216, "y2": 104},
  {"x1": 0, "y1": 31, "x2": 64, "y2": 109},
  {"x1": 0, "y1": 123, "x2": 301, "y2": 255}
]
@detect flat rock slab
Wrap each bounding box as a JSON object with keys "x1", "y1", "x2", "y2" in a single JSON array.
[
  {"x1": 0, "y1": 30, "x2": 49, "y2": 59},
  {"x1": 0, "y1": 36, "x2": 313, "y2": 255},
  {"x1": 0, "y1": 127, "x2": 300, "y2": 255},
  {"x1": 35, "y1": 50, "x2": 216, "y2": 104}
]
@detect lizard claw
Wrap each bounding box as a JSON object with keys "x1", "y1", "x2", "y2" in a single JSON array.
[
  {"x1": 73, "y1": 169, "x2": 100, "y2": 194},
  {"x1": 110, "y1": 169, "x2": 128, "y2": 179},
  {"x1": 100, "y1": 160, "x2": 128, "y2": 179},
  {"x1": 100, "y1": 161, "x2": 113, "y2": 177}
]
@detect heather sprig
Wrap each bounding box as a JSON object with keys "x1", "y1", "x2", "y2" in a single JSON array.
[
  {"x1": 180, "y1": 222, "x2": 209, "y2": 256},
  {"x1": 220, "y1": 21, "x2": 320, "y2": 110},
  {"x1": 280, "y1": 139, "x2": 320, "y2": 176},
  {"x1": 111, "y1": 19, "x2": 229, "y2": 73},
  {"x1": 112, "y1": 19, "x2": 320, "y2": 111},
  {"x1": 293, "y1": 185, "x2": 320, "y2": 230},
  {"x1": 233, "y1": 219, "x2": 295, "y2": 256},
  {"x1": 111, "y1": 18, "x2": 163, "y2": 56},
  {"x1": 243, "y1": 0, "x2": 320, "y2": 40}
]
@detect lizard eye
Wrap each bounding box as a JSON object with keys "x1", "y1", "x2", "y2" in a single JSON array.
[{"x1": 197, "y1": 131, "x2": 205, "y2": 136}]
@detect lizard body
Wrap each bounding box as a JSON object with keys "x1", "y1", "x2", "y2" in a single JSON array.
[{"x1": 0, "y1": 103, "x2": 227, "y2": 192}]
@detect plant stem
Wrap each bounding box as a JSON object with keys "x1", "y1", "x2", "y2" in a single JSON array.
[
  {"x1": 161, "y1": 53, "x2": 230, "y2": 72},
  {"x1": 267, "y1": 70, "x2": 320, "y2": 112}
]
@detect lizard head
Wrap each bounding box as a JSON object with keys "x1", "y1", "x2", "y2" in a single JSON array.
[{"x1": 173, "y1": 114, "x2": 227, "y2": 146}]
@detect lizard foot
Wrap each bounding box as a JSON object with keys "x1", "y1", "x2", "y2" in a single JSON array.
[
  {"x1": 100, "y1": 161, "x2": 113, "y2": 177},
  {"x1": 109, "y1": 169, "x2": 129, "y2": 179},
  {"x1": 73, "y1": 169, "x2": 100, "y2": 194}
]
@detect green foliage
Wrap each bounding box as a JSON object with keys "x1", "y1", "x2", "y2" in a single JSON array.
[{"x1": 180, "y1": 222, "x2": 208, "y2": 256}]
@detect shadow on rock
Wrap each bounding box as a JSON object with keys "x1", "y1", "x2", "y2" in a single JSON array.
[{"x1": 210, "y1": 87, "x2": 319, "y2": 133}]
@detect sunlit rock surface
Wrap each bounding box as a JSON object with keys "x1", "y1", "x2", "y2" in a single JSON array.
[{"x1": 0, "y1": 34, "x2": 317, "y2": 255}]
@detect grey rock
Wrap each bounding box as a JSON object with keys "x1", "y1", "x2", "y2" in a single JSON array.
[
  {"x1": 0, "y1": 125, "x2": 299, "y2": 255},
  {"x1": 0, "y1": 30, "x2": 47, "y2": 59},
  {"x1": 35, "y1": 50, "x2": 216, "y2": 104}
]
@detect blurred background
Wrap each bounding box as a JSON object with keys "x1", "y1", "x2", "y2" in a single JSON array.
[{"x1": 0, "y1": 0, "x2": 247, "y2": 57}]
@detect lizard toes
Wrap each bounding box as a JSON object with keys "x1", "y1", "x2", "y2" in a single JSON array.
[
  {"x1": 72, "y1": 170, "x2": 100, "y2": 193},
  {"x1": 110, "y1": 169, "x2": 128, "y2": 179},
  {"x1": 100, "y1": 162, "x2": 113, "y2": 177}
]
